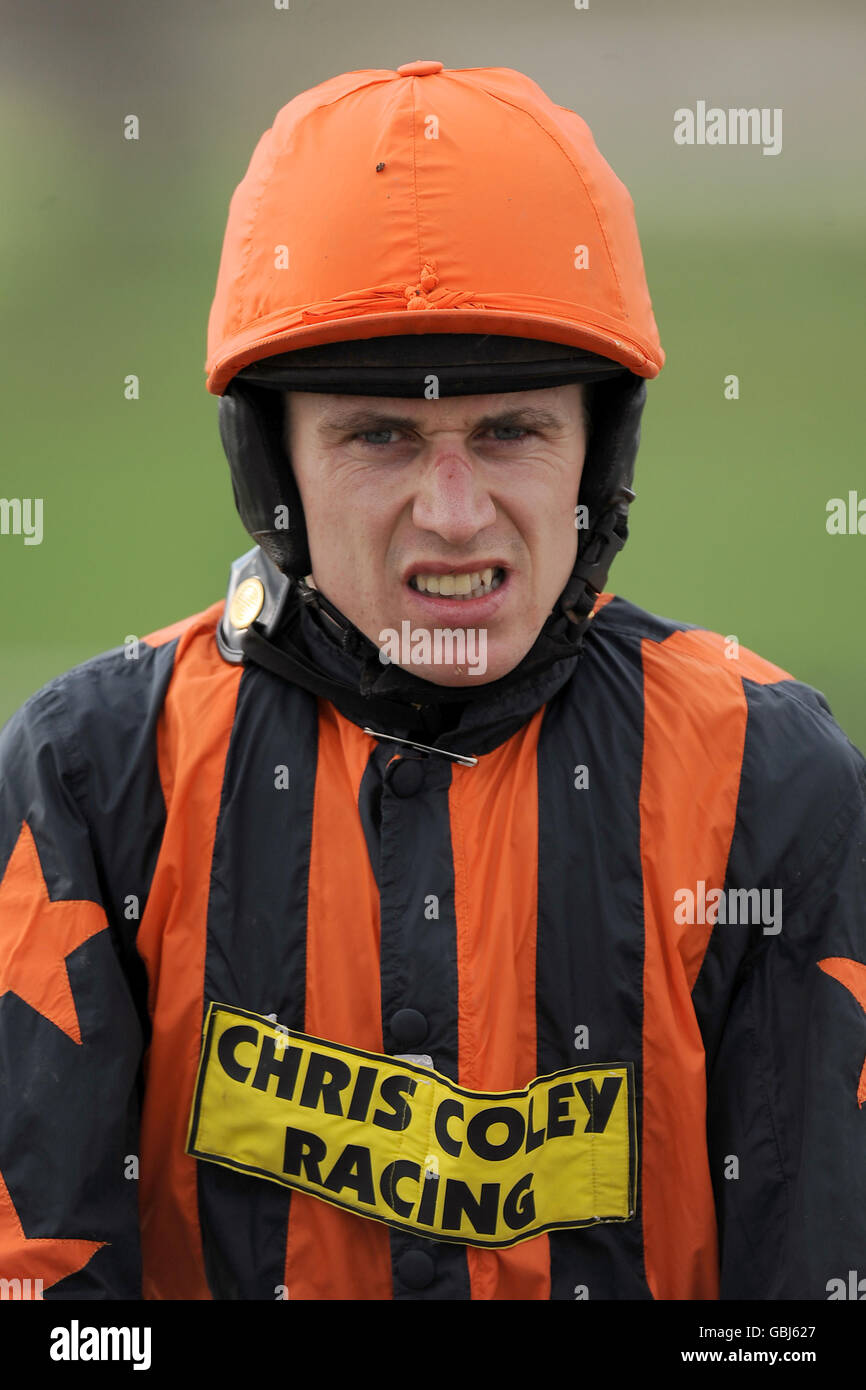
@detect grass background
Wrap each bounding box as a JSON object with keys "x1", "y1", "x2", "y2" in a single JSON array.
[{"x1": 1, "y1": 0, "x2": 863, "y2": 747}]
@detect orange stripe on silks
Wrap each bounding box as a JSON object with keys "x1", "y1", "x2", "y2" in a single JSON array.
[
  {"x1": 141, "y1": 600, "x2": 226, "y2": 650},
  {"x1": 590, "y1": 591, "x2": 616, "y2": 618},
  {"x1": 449, "y1": 705, "x2": 551, "y2": 1301},
  {"x1": 137, "y1": 605, "x2": 243, "y2": 1300},
  {"x1": 660, "y1": 628, "x2": 793, "y2": 686},
  {"x1": 638, "y1": 625, "x2": 787, "y2": 1300},
  {"x1": 284, "y1": 704, "x2": 392, "y2": 1300}
]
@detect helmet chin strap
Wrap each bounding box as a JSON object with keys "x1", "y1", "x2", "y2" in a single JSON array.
[
  {"x1": 299, "y1": 587, "x2": 580, "y2": 705},
  {"x1": 294, "y1": 577, "x2": 498, "y2": 702},
  {"x1": 290, "y1": 499, "x2": 633, "y2": 708},
  {"x1": 558, "y1": 486, "x2": 635, "y2": 625}
]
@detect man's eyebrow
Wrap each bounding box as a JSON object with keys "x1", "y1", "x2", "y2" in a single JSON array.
[{"x1": 316, "y1": 405, "x2": 567, "y2": 437}]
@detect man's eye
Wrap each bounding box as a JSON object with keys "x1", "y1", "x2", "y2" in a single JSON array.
[
  {"x1": 488, "y1": 427, "x2": 532, "y2": 443},
  {"x1": 353, "y1": 430, "x2": 399, "y2": 447}
]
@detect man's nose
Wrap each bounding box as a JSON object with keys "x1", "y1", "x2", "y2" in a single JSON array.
[{"x1": 411, "y1": 452, "x2": 497, "y2": 543}]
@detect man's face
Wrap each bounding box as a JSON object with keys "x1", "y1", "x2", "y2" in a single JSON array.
[{"x1": 283, "y1": 383, "x2": 587, "y2": 686}]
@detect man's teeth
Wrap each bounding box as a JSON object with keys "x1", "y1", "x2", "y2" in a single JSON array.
[{"x1": 411, "y1": 567, "x2": 504, "y2": 598}]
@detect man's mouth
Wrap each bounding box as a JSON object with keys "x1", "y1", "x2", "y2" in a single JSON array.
[{"x1": 407, "y1": 566, "x2": 506, "y2": 600}]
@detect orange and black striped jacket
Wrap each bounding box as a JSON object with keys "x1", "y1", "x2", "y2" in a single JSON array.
[{"x1": 1, "y1": 559, "x2": 864, "y2": 1300}]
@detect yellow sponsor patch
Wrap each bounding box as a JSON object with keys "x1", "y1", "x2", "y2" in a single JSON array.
[{"x1": 187, "y1": 1002, "x2": 636, "y2": 1248}]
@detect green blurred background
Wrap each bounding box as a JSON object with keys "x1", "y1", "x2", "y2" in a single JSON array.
[{"x1": 1, "y1": 0, "x2": 863, "y2": 745}]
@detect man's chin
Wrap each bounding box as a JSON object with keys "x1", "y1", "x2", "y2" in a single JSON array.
[
  {"x1": 380, "y1": 641, "x2": 536, "y2": 688},
  {"x1": 360, "y1": 606, "x2": 544, "y2": 688}
]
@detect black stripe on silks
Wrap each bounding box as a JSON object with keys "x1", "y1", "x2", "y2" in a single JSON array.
[
  {"x1": 357, "y1": 753, "x2": 383, "y2": 879},
  {"x1": 196, "y1": 664, "x2": 318, "y2": 1299},
  {"x1": 368, "y1": 744, "x2": 471, "y2": 1300},
  {"x1": 694, "y1": 674, "x2": 866, "y2": 1299},
  {"x1": 535, "y1": 625, "x2": 652, "y2": 1299}
]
